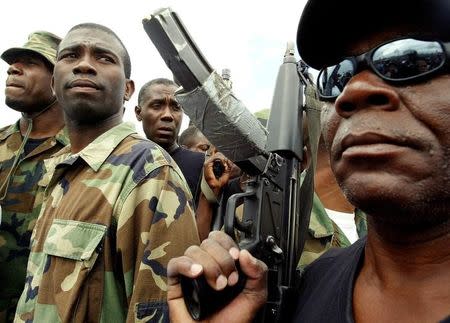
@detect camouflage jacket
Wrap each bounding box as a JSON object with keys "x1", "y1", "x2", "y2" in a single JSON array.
[
  {"x1": 0, "y1": 121, "x2": 68, "y2": 322},
  {"x1": 298, "y1": 193, "x2": 367, "y2": 270},
  {"x1": 14, "y1": 122, "x2": 200, "y2": 323}
]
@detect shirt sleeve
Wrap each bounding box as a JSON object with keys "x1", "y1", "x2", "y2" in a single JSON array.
[{"x1": 116, "y1": 164, "x2": 200, "y2": 323}]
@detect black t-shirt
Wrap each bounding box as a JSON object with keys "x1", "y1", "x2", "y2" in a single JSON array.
[
  {"x1": 24, "y1": 137, "x2": 48, "y2": 155},
  {"x1": 292, "y1": 238, "x2": 450, "y2": 323},
  {"x1": 170, "y1": 146, "x2": 204, "y2": 204},
  {"x1": 292, "y1": 237, "x2": 366, "y2": 323}
]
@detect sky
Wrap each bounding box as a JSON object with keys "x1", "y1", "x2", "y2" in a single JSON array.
[{"x1": 0, "y1": 0, "x2": 308, "y2": 135}]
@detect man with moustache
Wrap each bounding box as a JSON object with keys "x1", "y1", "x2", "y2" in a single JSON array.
[
  {"x1": 14, "y1": 23, "x2": 199, "y2": 323},
  {"x1": 166, "y1": 0, "x2": 450, "y2": 322},
  {"x1": 0, "y1": 31, "x2": 67, "y2": 322}
]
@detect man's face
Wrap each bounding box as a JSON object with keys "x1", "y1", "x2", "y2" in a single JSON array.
[
  {"x1": 53, "y1": 28, "x2": 133, "y2": 125},
  {"x1": 185, "y1": 132, "x2": 211, "y2": 153},
  {"x1": 135, "y1": 83, "x2": 182, "y2": 149},
  {"x1": 5, "y1": 53, "x2": 54, "y2": 114},
  {"x1": 321, "y1": 31, "x2": 450, "y2": 223}
]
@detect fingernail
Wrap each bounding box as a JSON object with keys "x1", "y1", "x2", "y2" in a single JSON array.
[
  {"x1": 229, "y1": 247, "x2": 239, "y2": 260},
  {"x1": 243, "y1": 249, "x2": 258, "y2": 264},
  {"x1": 216, "y1": 275, "x2": 228, "y2": 290},
  {"x1": 190, "y1": 264, "x2": 203, "y2": 275},
  {"x1": 228, "y1": 271, "x2": 239, "y2": 286}
]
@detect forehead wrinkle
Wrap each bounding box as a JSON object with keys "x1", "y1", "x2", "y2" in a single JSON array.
[{"x1": 59, "y1": 29, "x2": 126, "y2": 63}]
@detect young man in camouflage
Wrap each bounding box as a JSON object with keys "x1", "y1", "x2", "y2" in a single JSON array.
[
  {"x1": 14, "y1": 23, "x2": 199, "y2": 322},
  {"x1": 0, "y1": 31, "x2": 67, "y2": 322}
]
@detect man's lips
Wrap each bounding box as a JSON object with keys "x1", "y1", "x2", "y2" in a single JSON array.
[
  {"x1": 338, "y1": 132, "x2": 420, "y2": 157},
  {"x1": 67, "y1": 79, "x2": 100, "y2": 89},
  {"x1": 6, "y1": 78, "x2": 24, "y2": 88},
  {"x1": 156, "y1": 126, "x2": 175, "y2": 135},
  {"x1": 6, "y1": 82, "x2": 23, "y2": 88}
]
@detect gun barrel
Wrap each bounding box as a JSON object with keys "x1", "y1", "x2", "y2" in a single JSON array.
[
  {"x1": 266, "y1": 43, "x2": 303, "y2": 159},
  {"x1": 142, "y1": 8, "x2": 213, "y2": 91}
]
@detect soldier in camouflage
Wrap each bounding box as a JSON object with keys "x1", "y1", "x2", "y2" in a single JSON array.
[
  {"x1": 298, "y1": 194, "x2": 367, "y2": 269},
  {"x1": 0, "y1": 31, "x2": 67, "y2": 322},
  {"x1": 14, "y1": 23, "x2": 200, "y2": 323}
]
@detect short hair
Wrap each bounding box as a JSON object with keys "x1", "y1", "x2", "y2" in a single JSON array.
[
  {"x1": 66, "y1": 23, "x2": 132, "y2": 78},
  {"x1": 137, "y1": 78, "x2": 178, "y2": 106},
  {"x1": 179, "y1": 125, "x2": 201, "y2": 146}
]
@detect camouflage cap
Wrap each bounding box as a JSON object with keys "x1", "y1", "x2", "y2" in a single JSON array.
[{"x1": 1, "y1": 31, "x2": 61, "y2": 66}]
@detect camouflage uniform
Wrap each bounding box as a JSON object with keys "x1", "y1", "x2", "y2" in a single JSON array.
[
  {"x1": 14, "y1": 122, "x2": 200, "y2": 323},
  {"x1": 298, "y1": 193, "x2": 367, "y2": 269},
  {"x1": 0, "y1": 122, "x2": 68, "y2": 322}
]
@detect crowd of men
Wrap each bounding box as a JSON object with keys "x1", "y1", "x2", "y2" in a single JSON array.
[{"x1": 0, "y1": 0, "x2": 448, "y2": 322}]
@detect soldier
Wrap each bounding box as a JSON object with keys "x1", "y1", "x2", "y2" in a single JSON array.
[
  {"x1": 135, "y1": 79, "x2": 232, "y2": 240},
  {"x1": 14, "y1": 23, "x2": 199, "y2": 322},
  {"x1": 0, "y1": 31, "x2": 67, "y2": 322}
]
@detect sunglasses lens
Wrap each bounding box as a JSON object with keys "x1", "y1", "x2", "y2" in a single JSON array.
[
  {"x1": 318, "y1": 59, "x2": 354, "y2": 98},
  {"x1": 373, "y1": 39, "x2": 445, "y2": 80}
]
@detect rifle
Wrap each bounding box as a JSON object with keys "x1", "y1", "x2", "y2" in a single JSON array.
[{"x1": 143, "y1": 8, "x2": 317, "y2": 321}]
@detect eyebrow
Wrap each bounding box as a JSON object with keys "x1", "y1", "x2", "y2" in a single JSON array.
[{"x1": 58, "y1": 44, "x2": 120, "y2": 61}]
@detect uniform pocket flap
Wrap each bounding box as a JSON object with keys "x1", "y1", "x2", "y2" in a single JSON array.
[{"x1": 43, "y1": 219, "x2": 107, "y2": 261}]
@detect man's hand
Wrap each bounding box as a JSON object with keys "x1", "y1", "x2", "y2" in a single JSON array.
[
  {"x1": 167, "y1": 231, "x2": 268, "y2": 323},
  {"x1": 203, "y1": 151, "x2": 232, "y2": 196}
]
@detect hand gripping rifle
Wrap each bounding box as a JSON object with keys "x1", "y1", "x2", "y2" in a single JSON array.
[{"x1": 143, "y1": 8, "x2": 319, "y2": 321}]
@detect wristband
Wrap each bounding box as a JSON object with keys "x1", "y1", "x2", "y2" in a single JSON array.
[{"x1": 200, "y1": 171, "x2": 219, "y2": 204}]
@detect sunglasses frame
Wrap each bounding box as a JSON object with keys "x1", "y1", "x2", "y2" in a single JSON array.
[{"x1": 317, "y1": 38, "x2": 450, "y2": 101}]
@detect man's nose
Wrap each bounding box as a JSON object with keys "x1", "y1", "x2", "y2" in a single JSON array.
[
  {"x1": 7, "y1": 64, "x2": 22, "y2": 76},
  {"x1": 334, "y1": 71, "x2": 400, "y2": 118},
  {"x1": 73, "y1": 56, "x2": 97, "y2": 75},
  {"x1": 160, "y1": 106, "x2": 174, "y2": 120}
]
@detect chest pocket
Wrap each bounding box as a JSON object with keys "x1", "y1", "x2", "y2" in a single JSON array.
[
  {"x1": 43, "y1": 219, "x2": 107, "y2": 290},
  {"x1": 40, "y1": 220, "x2": 107, "y2": 321},
  {"x1": 44, "y1": 219, "x2": 107, "y2": 262}
]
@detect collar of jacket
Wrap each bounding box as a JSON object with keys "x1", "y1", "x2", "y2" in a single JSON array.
[{"x1": 48, "y1": 122, "x2": 138, "y2": 173}]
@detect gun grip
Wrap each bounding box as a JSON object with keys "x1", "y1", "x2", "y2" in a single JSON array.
[{"x1": 181, "y1": 262, "x2": 247, "y2": 321}]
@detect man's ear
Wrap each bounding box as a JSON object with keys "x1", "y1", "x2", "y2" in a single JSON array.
[
  {"x1": 124, "y1": 79, "x2": 135, "y2": 102},
  {"x1": 134, "y1": 105, "x2": 142, "y2": 121}
]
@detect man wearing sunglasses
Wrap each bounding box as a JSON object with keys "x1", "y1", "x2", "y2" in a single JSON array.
[{"x1": 166, "y1": 0, "x2": 450, "y2": 322}]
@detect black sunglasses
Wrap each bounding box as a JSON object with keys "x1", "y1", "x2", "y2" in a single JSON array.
[{"x1": 317, "y1": 38, "x2": 450, "y2": 100}]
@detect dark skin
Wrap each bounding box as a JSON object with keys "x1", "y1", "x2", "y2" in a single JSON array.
[
  {"x1": 314, "y1": 136, "x2": 354, "y2": 213},
  {"x1": 135, "y1": 83, "x2": 182, "y2": 152},
  {"x1": 135, "y1": 83, "x2": 232, "y2": 240},
  {"x1": 323, "y1": 30, "x2": 450, "y2": 323},
  {"x1": 196, "y1": 150, "x2": 232, "y2": 240},
  {"x1": 5, "y1": 53, "x2": 64, "y2": 138},
  {"x1": 167, "y1": 29, "x2": 450, "y2": 322},
  {"x1": 182, "y1": 131, "x2": 212, "y2": 153},
  {"x1": 52, "y1": 28, "x2": 135, "y2": 153}
]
